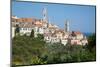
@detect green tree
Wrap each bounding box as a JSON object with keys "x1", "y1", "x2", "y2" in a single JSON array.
[
  {"x1": 30, "y1": 29, "x2": 34, "y2": 38},
  {"x1": 12, "y1": 35, "x2": 47, "y2": 65},
  {"x1": 12, "y1": 33, "x2": 96, "y2": 65},
  {"x1": 87, "y1": 33, "x2": 96, "y2": 52},
  {"x1": 37, "y1": 34, "x2": 44, "y2": 40},
  {"x1": 15, "y1": 24, "x2": 20, "y2": 36},
  {"x1": 31, "y1": 56, "x2": 47, "y2": 64}
]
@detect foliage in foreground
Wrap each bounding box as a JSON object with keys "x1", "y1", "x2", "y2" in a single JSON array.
[{"x1": 12, "y1": 33, "x2": 96, "y2": 66}]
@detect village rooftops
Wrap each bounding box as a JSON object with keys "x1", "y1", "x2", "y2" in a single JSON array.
[
  {"x1": 19, "y1": 23, "x2": 34, "y2": 28},
  {"x1": 11, "y1": 16, "x2": 41, "y2": 23},
  {"x1": 74, "y1": 31, "x2": 82, "y2": 35}
]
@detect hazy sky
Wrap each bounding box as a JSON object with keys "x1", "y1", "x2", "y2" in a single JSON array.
[{"x1": 12, "y1": 1, "x2": 96, "y2": 33}]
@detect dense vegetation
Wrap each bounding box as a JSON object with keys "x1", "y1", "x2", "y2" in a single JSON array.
[{"x1": 12, "y1": 32, "x2": 96, "y2": 66}]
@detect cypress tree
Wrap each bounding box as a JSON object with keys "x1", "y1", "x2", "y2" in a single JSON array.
[{"x1": 30, "y1": 29, "x2": 34, "y2": 38}]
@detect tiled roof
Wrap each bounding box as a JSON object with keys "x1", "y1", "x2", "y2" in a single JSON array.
[
  {"x1": 74, "y1": 31, "x2": 82, "y2": 35},
  {"x1": 11, "y1": 16, "x2": 41, "y2": 23},
  {"x1": 19, "y1": 24, "x2": 34, "y2": 28}
]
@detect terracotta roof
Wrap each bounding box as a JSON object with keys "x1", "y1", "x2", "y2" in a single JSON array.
[
  {"x1": 53, "y1": 29, "x2": 64, "y2": 35},
  {"x1": 17, "y1": 18, "x2": 33, "y2": 23},
  {"x1": 34, "y1": 21, "x2": 42, "y2": 25},
  {"x1": 74, "y1": 31, "x2": 82, "y2": 35},
  {"x1": 35, "y1": 24, "x2": 42, "y2": 27},
  {"x1": 11, "y1": 16, "x2": 41, "y2": 23},
  {"x1": 19, "y1": 23, "x2": 34, "y2": 28},
  {"x1": 44, "y1": 32, "x2": 52, "y2": 36}
]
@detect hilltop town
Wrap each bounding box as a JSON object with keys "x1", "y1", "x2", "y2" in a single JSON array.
[{"x1": 12, "y1": 8, "x2": 88, "y2": 46}]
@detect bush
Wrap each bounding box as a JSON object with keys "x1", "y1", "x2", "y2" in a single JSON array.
[{"x1": 12, "y1": 34, "x2": 96, "y2": 65}]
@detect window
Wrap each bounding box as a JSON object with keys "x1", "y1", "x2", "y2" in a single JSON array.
[
  {"x1": 20, "y1": 28, "x2": 22, "y2": 30},
  {"x1": 23, "y1": 28, "x2": 25, "y2": 30},
  {"x1": 37, "y1": 28, "x2": 39, "y2": 32},
  {"x1": 28, "y1": 28, "x2": 30, "y2": 31},
  {"x1": 25, "y1": 28, "x2": 26, "y2": 30},
  {"x1": 30, "y1": 28, "x2": 32, "y2": 30}
]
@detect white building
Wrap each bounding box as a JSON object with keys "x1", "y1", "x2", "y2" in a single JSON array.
[
  {"x1": 61, "y1": 39, "x2": 68, "y2": 45},
  {"x1": 70, "y1": 39, "x2": 82, "y2": 45},
  {"x1": 19, "y1": 25, "x2": 34, "y2": 36},
  {"x1": 11, "y1": 16, "x2": 88, "y2": 46},
  {"x1": 12, "y1": 26, "x2": 16, "y2": 38}
]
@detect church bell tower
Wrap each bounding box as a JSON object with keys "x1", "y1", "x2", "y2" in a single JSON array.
[
  {"x1": 65, "y1": 20, "x2": 69, "y2": 32},
  {"x1": 42, "y1": 7, "x2": 49, "y2": 28},
  {"x1": 42, "y1": 7, "x2": 48, "y2": 23}
]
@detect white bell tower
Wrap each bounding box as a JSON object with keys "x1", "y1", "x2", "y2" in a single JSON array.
[
  {"x1": 42, "y1": 7, "x2": 48, "y2": 23},
  {"x1": 65, "y1": 20, "x2": 69, "y2": 32}
]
